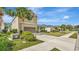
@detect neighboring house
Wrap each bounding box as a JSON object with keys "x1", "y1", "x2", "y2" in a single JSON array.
[
  {"x1": 45, "y1": 26, "x2": 57, "y2": 32},
  {"x1": 11, "y1": 14, "x2": 37, "y2": 32},
  {"x1": 0, "y1": 13, "x2": 4, "y2": 31},
  {"x1": 45, "y1": 27, "x2": 51, "y2": 32}
]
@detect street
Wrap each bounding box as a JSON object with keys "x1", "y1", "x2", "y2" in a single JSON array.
[{"x1": 20, "y1": 32, "x2": 76, "y2": 51}]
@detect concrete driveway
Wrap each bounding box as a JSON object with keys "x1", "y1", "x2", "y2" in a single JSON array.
[{"x1": 20, "y1": 32, "x2": 76, "y2": 51}]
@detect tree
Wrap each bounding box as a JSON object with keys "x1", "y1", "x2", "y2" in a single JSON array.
[
  {"x1": 74, "y1": 25, "x2": 79, "y2": 31},
  {"x1": 40, "y1": 26, "x2": 46, "y2": 32},
  {"x1": 60, "y1": 24, "x2": 66, "y2": 31},
  {"x1": 4, "y1": 7, "x2": 35, "y2": 31},
  {"x1": 66, "y1": 25, "x2": 73, "y2": 31}
]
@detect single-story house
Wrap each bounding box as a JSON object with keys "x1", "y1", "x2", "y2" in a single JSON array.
[{"x1": 45, "y1": 27, "x2": 51, "y2": 32}]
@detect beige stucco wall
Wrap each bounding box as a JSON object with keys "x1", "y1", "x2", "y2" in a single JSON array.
[
  {"x1": 11, "y1": 15, "x2": 37, "y2": 32},
  {"x1": 18, "y1": 15, "x2": 37, "y2": 31},
  {"x1": 1, "y1": 21, "x2": 4, "y2": 30}
]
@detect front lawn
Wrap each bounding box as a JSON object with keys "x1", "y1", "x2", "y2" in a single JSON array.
[
  {"x1": 0, "y1": 32, "x2": 43, "y2": 51},
  {"x1": 12, "y1": 39, "x2": 43, "y2": 51},
  {"x1": 43, "y1": 32, "x2": 69, "y2": 37},
  {"x1": 69, "y1": 33, "x2": 77, "y2": 39},
  {"x1": 51, "y1": 48, "x2": 60, "y2": 51}
]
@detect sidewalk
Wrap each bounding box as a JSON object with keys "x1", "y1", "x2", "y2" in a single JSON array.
[{"x1": 60, "y1": 31, "x2": 76, "y2": 38}]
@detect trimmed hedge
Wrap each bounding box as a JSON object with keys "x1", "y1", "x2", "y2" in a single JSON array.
[{"x1": 21, "y1": 32, "x2": 36, "y2": 41}]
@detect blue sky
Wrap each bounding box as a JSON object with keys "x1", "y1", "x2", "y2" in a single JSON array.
[{"x1": 3, "y1": 7, "x2": 79, "y2": 25}]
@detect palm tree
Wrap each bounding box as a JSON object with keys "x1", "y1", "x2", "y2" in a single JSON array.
[
  {"x1": 4, "y1": 7, "x2": 36, "y2": 31},
  {"x1": 0, "y1": 7, "x2": 37, "y2": 32},
  {"x1": 4, "y1": 7, "x2": 34, "y2": 21}
]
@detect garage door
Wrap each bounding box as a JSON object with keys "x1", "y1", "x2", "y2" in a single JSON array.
[{"x1": 24, "y1": 27, "x2": 35, "y2": 32}]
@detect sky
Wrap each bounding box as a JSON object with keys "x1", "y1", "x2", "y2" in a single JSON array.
[{"x1": 3, "y1": 7, "x2": 79, "y2": 25}]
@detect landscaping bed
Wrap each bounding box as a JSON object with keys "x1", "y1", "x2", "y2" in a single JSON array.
[
  {"x1": 69, "y1": 33, "x2": 77, "y2": 39},
  {"x1": 43, "y1": 32, "x2": 69, "y2": 37},
  {"x1": 51, "y1": 48, "x2": 60, "y2": 51}
]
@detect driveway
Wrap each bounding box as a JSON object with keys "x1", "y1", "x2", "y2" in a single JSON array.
[{"x1": 20, "y1": 32, "x2": 76, "y2": 51}]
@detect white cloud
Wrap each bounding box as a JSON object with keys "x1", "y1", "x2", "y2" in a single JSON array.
[
  {"x1": 38, "y1": 18, "x2": 67, "y2": 23},
  {"x1": 63, "y1": 16, "x2": 70, "y2": 19}
]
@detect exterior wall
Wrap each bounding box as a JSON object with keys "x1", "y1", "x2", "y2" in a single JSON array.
[
  {"x1": 18, "y1": 15, "x2": 37, "y2": 32},
  {"x1": 11, "y1": 14, "x2": 37, "y2": 32},
  {"x1": 0, "y1": 16, "x2": 4, "y2": 30},
  {"x1": 11, "y1": 17, "x2": 19, "y2": 31},
  {"x1": 1, "y1": 21, "x2": 4, "y2": 30}
]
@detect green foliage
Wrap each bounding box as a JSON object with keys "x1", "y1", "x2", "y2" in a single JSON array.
[
  {"x1": 0, "y1": 33, "x2": 13, "y2": 51},
  {"x1": 70, "y1": 33, "x2": 77, "y2": 39},
  {"x1": 6, "y1": 32, "x2": 12, "y2": 35},
  {"x1": 51, "y1": 48, "x2": 60, "y2": 51},
  {"x1": 44, "y1": 32, "x2": 69, "y2": 37},
  {"x1": 12, "y1": 29, "x2": 17, "y2": 33},
  {"x1": 21, "y1": 32, "x2": 36, "y2": 41},
  {"x1": 40, "y1": 26, "x2": 46, "y2": 32},
  {"x1": 4, "y1": 9, "x2": 16, "y2": 16},
  {"x1": 12, "y1": 39, "x2": 43, "y2": 51},
  {"x1": 4, "y1": 7, "x2": 34, "y2": 20}
]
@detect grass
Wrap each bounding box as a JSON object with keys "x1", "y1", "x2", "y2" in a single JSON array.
[
  {"x1": 70, "y1": 33, "x2": 77, "y2": 39},
  {"x1": 43, "y1": 32, "x2": 69, "y2": 37},
  {"x1": 12, "y1": 39, "x2": 43, "y2": 51},
  {"x1": 51, "y1": 48, "x2": 60, "y2": 51}
]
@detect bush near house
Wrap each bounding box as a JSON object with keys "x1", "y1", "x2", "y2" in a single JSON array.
[
  {"x1": 0, "y1": 32, "x2": 43, "y2": 51},
  {"x1": 6, "y1": 32, "x2": 12, "y2": 35},
  {"x1": 2, "y1": 29, "x2": 8, "y2": 33},
  {"x1": 0, "y1": 33, "x2": 13, "y2": 51},
  {"x1": 21, "y1": 32, "x2": 36, "y2": 41},
  {"x1": 12, "y1": 29, "x2": 18, "y2": 33}
]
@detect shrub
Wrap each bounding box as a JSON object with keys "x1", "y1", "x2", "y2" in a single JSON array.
[
  {"x1": 12, "y1": 29, "x2": 17, "y2": 33},
  {"x1": 20, "y1": 30, "x2": 23, "y2": 34},
  {"x1": 6, "y1": 32, "x2": 12, "y2": 35},
  {"x1": 2, "y1": 29, "x2": 7, "y2": 33},
  {"x1": 21, "y1": 32, "x2": 36, "y2": 41},
  {"x1": 0, "y1": 34, "x2": 13, "y2": 51}
]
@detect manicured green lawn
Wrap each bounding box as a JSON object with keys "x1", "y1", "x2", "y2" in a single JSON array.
[
  {"x1": 12, "y1": 39, "x2": 43, "y2": 51},
  {"x1": 70, "y1": 33, "x2": 77, "y2": 39},
  {"x1": 44, "y1": 32, "x2": 69, "y2": 37},
  {"x1": 51, "y1": 48, "x2": 60, "y2": 51}
]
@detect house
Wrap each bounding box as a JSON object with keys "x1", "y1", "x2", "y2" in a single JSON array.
[
  {"x1": 0, "y1": 11, "x2": 4, "y2": 31},
  {"x1": 45, "y1": 27, "x2": 51, "y2": 32},
  {"x1": 45, "y1": 26, "x2": 58, "y2": 32},
  {"x1": 11, "y1": 13, "x2": 37, "y2": 33}
]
